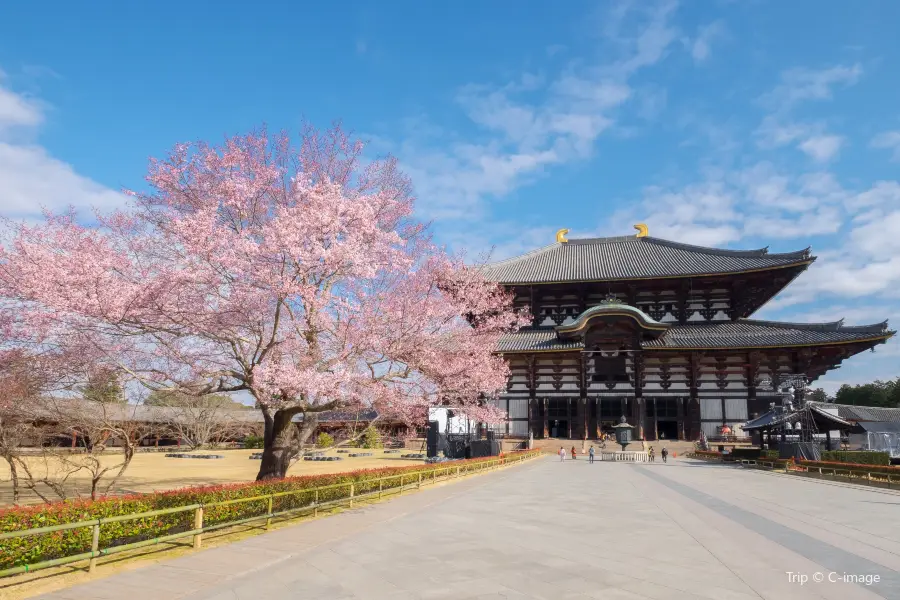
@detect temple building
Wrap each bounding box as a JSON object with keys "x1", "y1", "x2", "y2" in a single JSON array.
[{"x1": 483, "y1": 225, "x2": 895, "y2": 441}]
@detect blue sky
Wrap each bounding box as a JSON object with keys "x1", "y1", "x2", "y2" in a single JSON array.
[{"x1": 1, "y1": 0, "x2": 899, "y2": 392}]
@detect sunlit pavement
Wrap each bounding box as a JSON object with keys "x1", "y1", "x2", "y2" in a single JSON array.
[{"x1": 38, "y1": 456, "x2": 900, "y2": 599}]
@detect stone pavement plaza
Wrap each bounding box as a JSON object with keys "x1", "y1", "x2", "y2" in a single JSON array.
[{"x1": 37, "y1": 457, "x2": 900, "y2": 600}]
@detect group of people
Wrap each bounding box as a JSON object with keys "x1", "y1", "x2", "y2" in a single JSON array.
[
  {"x1": 647, "y1": 446, "x2": 669, "y2": 462},
  {"x1": 558, "y1": 445, "x2": 600, "y2": 463},
  {"x1": 559, "y1": 444, "x2": 669, "y2": 463}
]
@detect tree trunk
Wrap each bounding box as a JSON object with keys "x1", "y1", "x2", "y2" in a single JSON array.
[
  {"x1": 256, "y1": 409, "x2": 318, "y2": 481},
  {"x1": 257, "y1": 409, "x2": 298, "y2": 480}
]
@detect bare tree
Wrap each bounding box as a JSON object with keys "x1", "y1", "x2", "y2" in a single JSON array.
[
  {"x1": 148, "y1": 392, "x2": 252, "y2": 450},
  {"x1": 0, "y1": 350, "x2": 84, "y2": 504},
  {"x1": 44, "y1": 384, "x2": 156, "y2": 500}
]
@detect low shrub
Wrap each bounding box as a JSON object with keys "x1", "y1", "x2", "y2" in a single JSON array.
[
  {"x1": 763, "y1": 449, "x2": 780, "y2": 459},
  {"x1": 692, "y1": 450, "x2": 722, "y2": 459},
  {"x1": 315, "y1": 432, "x2": 334, "y2": 448},
  {"x1": 0, "y1": 450, "x2": 539, "y2": 571},
  {"x1": 819, "y1": 451, "x2": 890, "y2": 466},
  {"x1": 361, "y1": 426, "x2": 383, "y2": 449},
  {"x1": 242, "y1": 435, "x2": 264, "y2": 449},
  {"x1": 797, "y1": 459, "x2": 900, "y2": 475}
]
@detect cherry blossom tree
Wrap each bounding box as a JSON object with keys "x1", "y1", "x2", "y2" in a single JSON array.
[{"x1": 0, "y1": 124, "x2": 527, "y2": 480}]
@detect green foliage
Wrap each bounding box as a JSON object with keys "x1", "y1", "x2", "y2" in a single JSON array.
[
  {"x1": 81, "y1": 369, "x2": 123, "y2": 404},
  {"x1": 819, "y1": 450, "x2": 890, "y2": 466},
  {"x1": 834, "y1": 378, "x2": 900, "y2": 408},
  {"x1": 799, "y1": 459, "x2": 899, "y2": 474},
  {"x1": 242, "y1": 435, "x2": 264, "y2": 449},
  {"x1": 361, "y1": 426, "x2": 383, "y2": 449},
  {"x1": 764, "y1": 449, "x2": 780, "y2": 459},
  {"x1": 0, "y1": 451, "x2": 539, "y2": 570},
  {"x1": 315, "y1": 432, "x2": 334, "y2": 448},
  {"x1": 806, "y1": 388, "x2": 831, "y2": 403}
]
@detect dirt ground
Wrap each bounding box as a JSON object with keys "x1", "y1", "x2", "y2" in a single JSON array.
[{"x1": 0, "y1": 448, "x2": 426, "y2": 506}]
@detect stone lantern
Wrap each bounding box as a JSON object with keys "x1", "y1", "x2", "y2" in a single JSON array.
[{"x1": 612, "y1": 416, "x2": 633, "y2": 452}]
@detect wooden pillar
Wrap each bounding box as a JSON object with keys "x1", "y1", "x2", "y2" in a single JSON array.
[
  {"x1": 71, "y1": 432, "x2": 77, "y2": 448},
  {"x1": 653, "y1": 397, "x2": 659, "y2": 441},
  {"x1": 594, "y1": 398, "x2": 600, "y2": 438},
  {"x1": 688, "y1": 352, "x2": 703, "y2": 440},
  {"x1": 543, "y1": 398, "x2": 549, "y2": 438},
  {"x1": 677, "y1": 397, "x2": 686, "y2": 440},
  {"x1": 633, "y1": 350, "x2": 644, "y2": 439},
  {"x1": 567, "y1": 399, "x2": 572, "y2": 438},
  {"x1": 825, "y1": 429, "x2": 832, "y2": 451}
]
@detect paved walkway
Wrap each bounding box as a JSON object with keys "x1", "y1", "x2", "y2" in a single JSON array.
[{"x1": 37, "y1": 457, "x2": 900, "y2": 599}]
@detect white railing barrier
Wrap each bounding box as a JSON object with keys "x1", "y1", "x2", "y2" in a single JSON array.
[{"x1": 599, "y1": 451, "x2": 650, "y2": 463}]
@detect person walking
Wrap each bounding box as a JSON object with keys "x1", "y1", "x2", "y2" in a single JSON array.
[
  {"x1": 559, "y1": 446, "x2": 566, "y2": 462},
  {"x1": 589, "y1": 445, "x2": 595, "y2": 464},
  {"x1": 648, "y1": 446, "x2": 655, "y2": 462},
  {"x1": 661, "y1": 447, "x2": 668, "y2": 463},
  {"x1": 571, "y1": 445, "x2": 577, "y2": 460}
]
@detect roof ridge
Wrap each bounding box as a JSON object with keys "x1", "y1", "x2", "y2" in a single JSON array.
[
  {"x1": 644, "y1": 237, "x2": 812, "y2": 260},
  {"x1": 481, "y1": 242, "x2": 560, "y2": 268},
  {"x1": 740, "y1": 318, "x2": 890, "y2": 334}
]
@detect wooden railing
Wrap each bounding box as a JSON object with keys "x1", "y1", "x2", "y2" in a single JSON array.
[{"x1": 0, "y1": 451, "x2": 540, "y2": 578}]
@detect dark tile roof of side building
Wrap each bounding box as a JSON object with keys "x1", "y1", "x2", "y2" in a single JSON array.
[
  {"x1": 480, "y1": 236, "x2": 814, "y2": 284},
  {"x1": 496, "y1": 319, "x2": 893, "y2": 352}
]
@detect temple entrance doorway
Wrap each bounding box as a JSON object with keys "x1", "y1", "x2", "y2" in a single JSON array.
[
  {"x1": 550, "y1": 420, "x2": 569, "y2": 438},
  {"x1": 656, "y1": 420, "x2": 679, "y2": 441}
]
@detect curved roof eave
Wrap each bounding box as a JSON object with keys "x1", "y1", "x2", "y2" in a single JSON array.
[{"x1": 556, "y1": 303, "x2": 670, "y2": 335}]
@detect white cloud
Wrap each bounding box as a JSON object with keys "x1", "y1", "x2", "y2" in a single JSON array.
[
  {"x1": 687, "y1": 20, "x2": 725, "y2": 63},
  {"x1": 755, "y1": 64, "x2": 859, "y2": 163},
  {"x1": 384, "y1": 1, "x2": 683, "y2": 223},
  {"x1": 0, "y1": 70, "x2": 127, "y2": 220},
  {"x1": 0, "y1": 71, "x2": 43, "y2": 132},
  {"x1": 871, "y1": 130, "x2": 900, "y2": 161},
  {"x1": 798, "y1": 134, "x2": 843, "y2": 162},
  {"x1": 761, "y1": 63, "x2": 862, "y2": 112}
]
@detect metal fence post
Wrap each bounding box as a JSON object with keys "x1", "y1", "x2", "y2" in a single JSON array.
[
  {"x1": 400, "y1": 475, "x2": 404, "y2": 495},
  {"x1": 89, "y1": 522, "x2": 100, "y2": 573},
  {"x1": 314, "y1": 489, "x2": 319, "y2": 517},
  {"x1": 378, "y1": 478, "x2": 383, "y2": 500},
  {"x1": 350, "y1": 483, "x2": 355, "y2": 507},
  {"x1": 418, "y1": 473, "x2": 422, "y2": 489},
  {"x1": 193, "y1": 506, "x2": 204, "y2": 549},
  {"x1": 266, "y1": 495, "x2": 273, "y2": 530},
  {"x1": 456, "y1": 466, "x2": 460, "y2": 478}
]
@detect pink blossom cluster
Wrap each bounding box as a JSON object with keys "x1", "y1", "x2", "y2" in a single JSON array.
[{"x1": 0, "y1": 125, "x2": 528, "y2": 426}]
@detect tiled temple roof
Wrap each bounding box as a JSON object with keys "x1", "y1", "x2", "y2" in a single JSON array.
[
  {"x1": 806, "y1": 402, "x2": 900, "y2": 423},
  {"x1": 496, "y1": 319, "x2": 893, "y2": 353},
  {"x1": 481, "y1": 236, "x2": 813, "y2": 284}
]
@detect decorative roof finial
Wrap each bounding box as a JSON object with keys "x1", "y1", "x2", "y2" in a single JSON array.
[
  {"x1": 556, "y1": 228, "x2": 569, "y2": 243},
  {"x1": 633, "y1": 223, "x2": 649, "y2": 238}
]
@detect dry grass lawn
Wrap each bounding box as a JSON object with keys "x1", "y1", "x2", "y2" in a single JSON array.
[{"x1": 0, "y1": 448, "x2": 425, "y2": 506}]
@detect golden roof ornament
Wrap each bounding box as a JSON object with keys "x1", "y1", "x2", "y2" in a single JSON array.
[
  {"x1": 555, "y1": 228, "x2": 569, "y2": 243},
  {"x1": 633, "y1": 223, "x2": 649, "y2": 238}
]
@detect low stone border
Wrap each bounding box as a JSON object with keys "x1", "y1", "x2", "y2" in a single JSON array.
[
  {"x1": 401, "y1": 453, "x2": 426, "y2": 459},
  {"x1": 165, "y1": 453, "x2": 225, "y2": 460},
  {"x1": 348, "y1": 452, "x2": 373, "y2": 457},
  {"x1": 303, "y1": 456, "x2": 343, "y2": 462},
  {"x1": 382, "y1": 449, "x2": 400, "y2": 454}
]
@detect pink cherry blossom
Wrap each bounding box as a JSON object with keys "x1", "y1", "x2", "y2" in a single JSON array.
[{"x1": 0, "y1": 124, "x2": 528, "y2": 479}]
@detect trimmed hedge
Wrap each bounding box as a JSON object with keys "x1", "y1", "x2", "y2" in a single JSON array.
[
  {"x1": 819, "y1": 451, "x2": 890, "y2": 466},
  {"x1": 0, "y1": 450, "x2": 538, "y2": 571},
  {"x1": 691, "y1": 450, "x2": 722, "y2": 459},
  {"x1": 797, "y1": 459, "x2": 900, "y2": 475}
]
